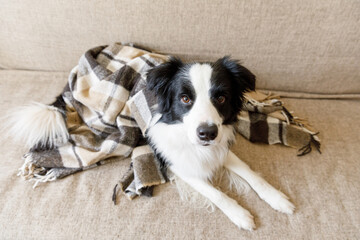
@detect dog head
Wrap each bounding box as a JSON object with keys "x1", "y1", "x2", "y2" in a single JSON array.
[{"x1": 147, "y1": 56, "x2": 255, "y2": 146}]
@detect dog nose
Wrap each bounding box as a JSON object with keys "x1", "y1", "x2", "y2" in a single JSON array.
[{"x1": 197, "y1": 124, "x2": 218, "y2": 141}]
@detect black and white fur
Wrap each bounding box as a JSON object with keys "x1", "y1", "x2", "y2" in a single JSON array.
[{"x1": 146, "y1": 57, "x2": 295, "y2": 231}]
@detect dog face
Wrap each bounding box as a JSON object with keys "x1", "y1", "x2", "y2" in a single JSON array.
[{"x1": 147, "y1": 57, "x2": 255, "y2": 146}]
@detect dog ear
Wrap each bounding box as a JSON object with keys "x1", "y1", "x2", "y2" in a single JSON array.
[
  {"x1": 216, "y1": 56, "x2": 256, "y2": 93},
  {"x1": 147, "y1": 57, "x2": 183, "y2": 93},
  {"x1": 147, "y1": 57, "x2": 183, "y2": 112}
]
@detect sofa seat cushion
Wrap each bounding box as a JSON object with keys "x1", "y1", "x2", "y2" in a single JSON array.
[{"x1": 0, "y1": 70, "x2": 359, "y2": 239}]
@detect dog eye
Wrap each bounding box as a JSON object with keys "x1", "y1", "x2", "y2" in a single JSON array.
[
  {"x1": 181, "y1": 95, "x2": 192, "y2": 104},
  {"x1": 217, "y1": 96, "x2": 226, "y2": 104}
]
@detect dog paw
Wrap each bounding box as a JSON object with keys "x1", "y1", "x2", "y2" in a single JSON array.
[
  {"x1": 227, "y1": 207, "x2": 256, "y2": 231},
  {"x1": 273, "y1": 195, "x2": 295, "y2": 214},
  {"x1": 264, "y1": 190, "x2": 295, "y2": 214}
]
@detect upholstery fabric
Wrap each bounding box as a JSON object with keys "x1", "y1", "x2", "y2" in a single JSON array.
[
  {"x1": 1, "y1": 0, "x2": 359, "y2": 238},
  {"x1": 0, "y1": 0, "x2": 359, "y2": 94},
  {"x1": 0, "y1": 70, "x2": 359, "y2": 239}
]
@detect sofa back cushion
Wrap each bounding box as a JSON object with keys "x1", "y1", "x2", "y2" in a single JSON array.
[{"x1": 0, "y1": 0, "x2": 359, "y2": 94}]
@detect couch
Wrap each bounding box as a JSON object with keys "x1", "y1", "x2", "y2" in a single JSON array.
[{"x1": 1, "y1": 1, "x2": 359, "y2": 239}]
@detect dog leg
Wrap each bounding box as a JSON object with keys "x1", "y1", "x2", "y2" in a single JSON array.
[
  {"x1": 224, "y1": 151, "x2": 295, "y2": 214},
  {"x1": 171, "y1": 167, "x2": 256, "y2": 231}
]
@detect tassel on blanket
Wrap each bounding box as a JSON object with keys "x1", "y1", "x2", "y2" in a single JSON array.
[
  {"x1": 238, "y1": 91, "x2": 321, "y2": 156},
  {"x1": 18, "y1": 153, "x2": 57, "y2": 188},
  {"x1": 297, "y1": 132, "x2": 321, "y2": 156},
  {"x1": 31, "y1": 169, "x2": 58, "y2": 189},
  {"x1": 17, "y1": 153, "x2": 40, "y2": 180}
]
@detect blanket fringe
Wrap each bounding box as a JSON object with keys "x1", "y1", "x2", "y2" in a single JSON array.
[
  {"x1": 17, "y1": 153, "x2": 42, "y2": 179},
  {"x1": 297, "y1": 132, "x2": 321, "y2": 156},
  {"x1": 17, "y1": 153, "x2": 57, "y2": 188},
  {"x1": 31, "y1": 169, "x2": 57, "y2": 189},
  {"x1": 245, "y1": 91, "x2": 321, "y2": 155},
  {"x1": 112, "y1": 184, "x2": 118, "y2": 205}
]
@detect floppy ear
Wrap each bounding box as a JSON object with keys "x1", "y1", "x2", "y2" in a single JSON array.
[
  {"x1": 147, "y1": 57, "x2": 183, "y2": 93},
  {"x1": 146, "y1": 57, "x2": 183, "y2": 112},
  {"x1": 216, "y1": 56, "x2": 256, "y2": 93}
]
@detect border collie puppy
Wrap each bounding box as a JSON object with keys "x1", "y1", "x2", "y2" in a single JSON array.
[{"x1": 146, "y1": 57, "x2": 294, "y2": 230}]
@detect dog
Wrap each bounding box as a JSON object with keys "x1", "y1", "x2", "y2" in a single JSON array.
[{"x1": 146, "y1": 56, "x2": 295, "y2": 230}]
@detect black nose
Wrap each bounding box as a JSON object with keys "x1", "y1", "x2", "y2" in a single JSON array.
[{"x1": 196, "y1": 124, "x2": 218, "y2": 141}]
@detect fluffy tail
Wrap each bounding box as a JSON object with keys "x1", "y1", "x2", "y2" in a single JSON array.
[{"x1": 4, "y1": 102, "x2": 69, "y2": 148}]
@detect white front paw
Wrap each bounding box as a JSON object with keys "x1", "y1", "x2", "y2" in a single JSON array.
[
  {"x1": 263, "y1": 189, "x2": 295, "y2": 214},
  {"x1": 226, "y1": 206, "x2": 256, "y2": 231}
]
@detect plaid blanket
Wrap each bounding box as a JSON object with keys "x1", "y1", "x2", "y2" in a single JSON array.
[
  {"x1": 238, "y1": 91, "x2": 321, "y2": 156},
  {"x1": 14, "y1": 43, "x2": 320, "y2": 200}
]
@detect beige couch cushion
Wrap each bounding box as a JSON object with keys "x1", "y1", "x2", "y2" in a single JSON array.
[
  {"x1": 1, "y1": 70, "x2": 359, "y2": 239},
  {"x1": 1, "y1": 1, "x2": 359, "y2": 94}
]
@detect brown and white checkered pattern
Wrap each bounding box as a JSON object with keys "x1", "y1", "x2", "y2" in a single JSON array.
[
  {"x1": 21, "y1": 43, "x2": 169, "y2": 198},
  {"x1": 18, "y1": 43, "x2": 320, "y2": 200}
]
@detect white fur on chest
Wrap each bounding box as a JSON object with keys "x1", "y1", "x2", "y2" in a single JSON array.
[{"x1": 147, "y1": 119, "x2": 235, "y2": 180}]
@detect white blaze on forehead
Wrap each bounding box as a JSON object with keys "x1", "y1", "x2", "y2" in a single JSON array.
[
  {"x1": 187, "y1": 63, "x2": 222, "y2": 122},
  {"x1": 184, "y1": 63, "x2": 224, "y2": 145},
  {"x1": 184, "y1": 64, "x2": 224, "y2": 145},
  {"x1": 189, "y1": 63, "x2": 213, "y2": 94}
]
